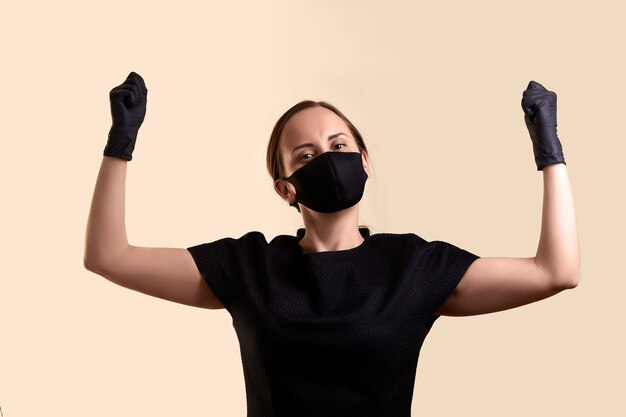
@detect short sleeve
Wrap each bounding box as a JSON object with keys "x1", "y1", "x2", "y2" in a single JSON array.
[
  {"x1": 186, "y1": 231, "x2": 265, "y2": 312},
  {"x1": 422, "y1": 240, "x2": 480, "y2": 318}
]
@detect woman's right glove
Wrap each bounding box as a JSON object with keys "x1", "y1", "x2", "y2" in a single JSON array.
[
  {"x1": 103, "y1": 71, "x2": 148, "y2": 161},
  {"x1": 521, "y1": 80, "x2": 566, "y2": 171}
]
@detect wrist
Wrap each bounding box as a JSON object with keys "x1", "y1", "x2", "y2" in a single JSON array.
[{"x1": 536, "y1": 154, "x2": 566, "y2": 171}]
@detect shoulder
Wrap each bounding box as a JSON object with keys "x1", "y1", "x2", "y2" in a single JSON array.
[
  {"x1": 187, "y1": 230, "x2": 269, "y2": 257},
  {"x1": 368, "y1": 231, "x2": 476, "y2": 262},
  {"x1": 369, "y1": 230, "x2": 429, "y2": 252}
]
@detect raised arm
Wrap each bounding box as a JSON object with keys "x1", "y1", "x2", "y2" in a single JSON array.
[
  {"x1": 437, "y1": 81, "x2": 580, "y2": 317},
  {"x1": 83, "y1": 73, "x2": 223, "y2": 309}
]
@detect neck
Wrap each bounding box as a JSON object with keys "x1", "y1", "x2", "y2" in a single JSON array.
[{"x1": 298, "y1": 205, "x2": 365, "y2": 253}]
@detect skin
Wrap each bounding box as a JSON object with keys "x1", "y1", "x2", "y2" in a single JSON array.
[
  {"x1": 438, "y1": 163, "x2": 580, "y2": 316},
  {"x1": 84, "y1": 103, "x2": 579, "y2": 314}
]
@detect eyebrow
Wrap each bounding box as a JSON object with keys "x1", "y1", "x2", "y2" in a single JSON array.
[{"x1": 291, "y1": 132, "x2": 348, "y2": 155}]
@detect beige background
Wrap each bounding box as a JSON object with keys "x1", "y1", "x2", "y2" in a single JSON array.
[{"x1": 1, "y1": 0, "x2": 623, "y2": 415}]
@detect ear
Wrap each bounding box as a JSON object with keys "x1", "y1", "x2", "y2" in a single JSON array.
[
  {"x1": 274, "y1": 178, "x2": 296, "y2": 204},
  {"x1": 361, "y1": 150, "x2": 371, "y2": 179}
]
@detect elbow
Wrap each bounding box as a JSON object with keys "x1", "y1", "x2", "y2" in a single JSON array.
[
  {"x1": 83, "y1": 256, "x2": 98, "y2": 273},
  {"x1": 536, "y1": 257, "x2": 580, "y2": 291},
  {"x1": 83, "y1": 254, "x2": 106, "y2": 275},
  {"x1": 552, "y1": 271, "x2": 580, "y2": 291},
  {"x1": 83, "y1": 245, "x2": 100, "y2": 272},
  {"x1": 565, "y1": 273, "x2": 580, "y2": 289},
  {"x1": 83, "y1": 245, "x2": 128, "y2": 275}
]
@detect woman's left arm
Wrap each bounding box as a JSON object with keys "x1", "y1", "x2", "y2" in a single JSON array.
[
  {"x1": 437, "y1": 163, "x2": 580, "y2": 316},
  {"x1": 437, "y1": 81, "x2": 580, "y2": 317}
]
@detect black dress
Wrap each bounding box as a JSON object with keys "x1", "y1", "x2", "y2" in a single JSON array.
[{"x1": 187, "y1": 227, "x2": 480, "y2": 417}]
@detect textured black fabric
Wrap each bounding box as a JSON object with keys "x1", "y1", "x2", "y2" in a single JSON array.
[
  {"x1": 187, "y1": 227, "x2": 480, "y2": 417},
  {"x1": 283, "y1": 151, "x2": 368, "y2": 213}
]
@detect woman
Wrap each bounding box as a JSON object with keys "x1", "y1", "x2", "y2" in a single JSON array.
[{"x1": 84, "y1": 72, "x2": 580, "y2": 416}]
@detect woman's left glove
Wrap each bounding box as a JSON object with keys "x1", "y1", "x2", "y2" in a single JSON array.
[{"x1": 521, "y1": 80, "x2": 566, "y2": 171}]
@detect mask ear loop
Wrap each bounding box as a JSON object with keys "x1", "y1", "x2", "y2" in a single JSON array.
[{"x1": 278, "y1": 177, "x2": 298, "y2": 209}]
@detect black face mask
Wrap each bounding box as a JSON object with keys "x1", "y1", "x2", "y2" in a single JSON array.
[{"x1": 283, "y1": 151, "x2": 368, "y2": 213}]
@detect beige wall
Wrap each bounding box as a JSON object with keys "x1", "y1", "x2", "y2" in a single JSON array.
[{"x1": 1, "y1": 0, "x2": 622, "y2": 415}]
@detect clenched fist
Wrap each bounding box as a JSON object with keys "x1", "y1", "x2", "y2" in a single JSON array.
[
  {"x1": 103, "y1": 71, "x2": 148, "y2": 161},
  {"x1": 521, "y1": 80, "x2": 566, "y2": 171}
]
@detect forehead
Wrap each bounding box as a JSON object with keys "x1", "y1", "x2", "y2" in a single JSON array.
[{"x1": 279, "y1": 106, "x2": 350, "y2": 149}]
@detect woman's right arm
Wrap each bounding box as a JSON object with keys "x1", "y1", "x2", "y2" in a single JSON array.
[
  {"x1": 83, "y1": 157, "x2": 223, "y2": 309},
  {"x1": 83, "y1": 72, "x2": 223, "y2": 310}
]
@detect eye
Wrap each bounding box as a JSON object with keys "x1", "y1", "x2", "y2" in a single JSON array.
[
  {"x1": 334, "y1": 143, "x2": 347, "y2": 150},
  {"x1": 298, "y1": 153, "x2": 313, "y2": 161}
]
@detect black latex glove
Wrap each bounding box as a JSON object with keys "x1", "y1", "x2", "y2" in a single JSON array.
[
  {"x1": 521, "y1": 80, "x2": 566, "y2": 171},
  {"x1": 103, "y1": 72, "x2": 148, "y2": 161}
]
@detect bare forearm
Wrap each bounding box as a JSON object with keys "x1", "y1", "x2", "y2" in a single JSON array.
[
  {"x1": 535, "y1": 163, "x2": 580, "y2": 286},
  {"x1": 83, "y1": 156, "x2": 130, "y2": 269}
]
